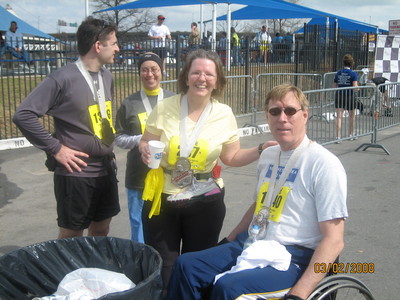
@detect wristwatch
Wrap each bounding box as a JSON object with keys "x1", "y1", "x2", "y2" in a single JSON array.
[{"x1": 258, "y1": 143, "x2": 264, "y2": 155}]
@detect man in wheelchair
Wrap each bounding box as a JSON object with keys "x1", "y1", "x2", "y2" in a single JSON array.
[{"x1": 165, "y1": 85, "x2": 348, "y2": 300}]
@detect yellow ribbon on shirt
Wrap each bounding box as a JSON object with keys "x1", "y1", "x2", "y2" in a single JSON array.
[{"x1": 142, "y1": 167, "x2": 165, "y2": 218}]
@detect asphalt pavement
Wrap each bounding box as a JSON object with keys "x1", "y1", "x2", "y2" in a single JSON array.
[{"x1": 0, "y1": 115, "x2": 399, "y2": 298}]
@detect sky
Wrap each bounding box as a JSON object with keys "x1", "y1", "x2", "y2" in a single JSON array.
[{"x1": 0, "y1": 0, "x2": 398, "y2": 34}]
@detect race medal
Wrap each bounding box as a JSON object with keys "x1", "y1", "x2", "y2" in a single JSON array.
[{"x1": 171, "y1": 157, "x2": 193, "y2": 188}]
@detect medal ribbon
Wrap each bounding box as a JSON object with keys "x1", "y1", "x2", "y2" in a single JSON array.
[
  {"x1": 262, "y1": 136, "x2": 310, "y2": 219},
  {"x1": 140, "y1": 88, "x2": 164, "y2": 115},
  {"x1": 75, "y1": 58, "x2": 107, "y2": 118},
  {"x1": 179, "y1": 94, "x2": 212, "y2": 158}
]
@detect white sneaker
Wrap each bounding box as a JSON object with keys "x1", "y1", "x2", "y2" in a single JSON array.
[
  {"x1": 349, "y1": 135, "x2": 358, "y2": 141},
  {"x1": 335, "y1": 137, "x2": 341, "y2": 144},
  {"x1": 167, "y1": 178, "x2": 218, "y2": 202}
]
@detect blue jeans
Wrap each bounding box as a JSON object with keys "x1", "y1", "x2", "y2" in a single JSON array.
[
  {"x1": 5, "y1": 46, "x2": 30, "y2": 63},
  {"x1": 232, "y1": 45, "x2": 243, "y2": 66},
  {"x1": 127, "y1": 188, "x2": 144, "y2": 243},
  {"x1": 165, "y1": 232, "x2": 314, "y2": 300}
]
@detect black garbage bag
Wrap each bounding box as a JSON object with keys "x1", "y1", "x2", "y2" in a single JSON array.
[{"x1": 0, "y1": 236, "x2": 162, "y2": 300}]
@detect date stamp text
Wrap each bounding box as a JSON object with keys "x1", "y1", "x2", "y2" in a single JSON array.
[{"x1": 314, "y1": 262, "x2": 375, "y2": 274}]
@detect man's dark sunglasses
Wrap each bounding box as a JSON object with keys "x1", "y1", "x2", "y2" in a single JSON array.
[{"x1": 268, "y1": 107, "x2": 302, "y2": 116}]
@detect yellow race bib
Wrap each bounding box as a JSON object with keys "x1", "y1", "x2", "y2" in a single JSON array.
[
  {"x1": 138, "y1": 112, "x2": 148, "y2": 134},
  {"x1": 88, "y1": 101, "x2": 115, "y2": 139},
  {"x1": 167, "y1": 136, "x2": 208, "y2": 171},
  {"x1": 255, "y1": 183, "x2": 291, "y2": 223}
]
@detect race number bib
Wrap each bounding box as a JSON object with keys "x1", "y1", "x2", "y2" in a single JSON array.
[
  {"x1": 88, "y1": 101, "x2": 115, "y2": 139},
  {"x1": 167, "y1": 136, "x2": 208, "y2": 171},
  {"x1": 255, "y1": 183, "x2": 291, "y2": 223},
  {"x1": 138, "y1": 112, "x2": 148, "y2": 134}
]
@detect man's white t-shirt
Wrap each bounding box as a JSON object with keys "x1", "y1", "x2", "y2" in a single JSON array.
[
  {"x1": 255, "y1": 136, "x2": 348, "y2": 249},
  {"x1": 148, "y1": 24, "x2": 171, "y2": 48}
]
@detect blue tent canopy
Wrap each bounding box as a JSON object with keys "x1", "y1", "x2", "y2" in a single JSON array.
[
  {"x1": 214, "y1": 4, "x2": 331, "y2": 21},
  {"x1": 0, "y1": 5, "x2": 55, "y2": 39},
  {"x1": 297, "y1": 17, "x2": 387, "y2": 34},
  {"x1": 97, "y1": 0, "x2": 332, "y2": 15}
]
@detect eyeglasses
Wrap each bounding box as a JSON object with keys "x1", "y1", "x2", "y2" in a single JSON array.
[
  {"x1": 101, "y1": 20, "x2": 111, "y2": 28},
  {"x1": 268, "y1": 106, "x2": 302, "y2": 116},
  {"x1": 189, "y1": 71, "x2": 217, "y2": 80},
  {"x1": 140, "y1": 67, "x2": 160, "y2": 75}
]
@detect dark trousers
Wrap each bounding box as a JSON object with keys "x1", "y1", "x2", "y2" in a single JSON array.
[{"x1": 142, "y1": 188, "x2": 226, "y2": 292}]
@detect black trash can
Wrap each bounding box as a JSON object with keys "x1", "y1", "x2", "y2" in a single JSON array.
[{"x1": 0, "y1": 236, "x2": 162, "y2": 300}]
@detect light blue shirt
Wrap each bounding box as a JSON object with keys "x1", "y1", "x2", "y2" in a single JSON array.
[{"x1": 6, "y1": 30, "x2": 24, "y2": 49}]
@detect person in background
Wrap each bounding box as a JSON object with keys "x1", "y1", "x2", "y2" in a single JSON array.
[
  {"x1": 272, "y1": 32, "x2": 284, "y2": 63},
  {"x1": 2, "y1": 21, "x2": 31, "y2": 66},
  {"x1": 165, "y1": 84, "x2": 348, "y2": 300},
  {"x1": 334, "y1": 54, "x2": 359, "y2": 143},
  {"x1": 283, "y1": 32, "x2": 294, "y2": 63},
  {"x1": 114, "y1": 52, "x2": 175, "y2": 242},
  {"x1": 231, "y1": 27, "x2": 242, "y2": 66},
  {"x1": 148, "y1": 15, "x2": 172, "y2": 77},
  {"x1": 138, "y1": 49, "x2": 276, "y2": 294},
  {"x1": 217, "y1": 32, "x2": 227, "y2": 66},
  {"x1": 255, "y1": 25, "x2": 272, "y2": 64},
  {"x1": 370, "y1": 76, "x2": 393, "y2": 117},
  {"x1": 13, "y1": 17, "x2": 120, "y2": 239},
  {"x1": 188, "y1": 22, "x2": 201, "y2": 51}
]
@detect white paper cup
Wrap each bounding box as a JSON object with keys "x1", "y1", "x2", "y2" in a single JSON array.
[{"x1": 148, "y1": 140, "x2": 165, "y2": 169}]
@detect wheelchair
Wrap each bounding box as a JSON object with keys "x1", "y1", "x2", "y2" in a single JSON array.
[{"x1": 306, "y1": 274, "x2": 374, "y2": 300}]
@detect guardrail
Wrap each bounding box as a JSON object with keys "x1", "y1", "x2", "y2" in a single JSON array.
[{"x1": 1, "y1": 72, "x2": 399, "y2": 154}]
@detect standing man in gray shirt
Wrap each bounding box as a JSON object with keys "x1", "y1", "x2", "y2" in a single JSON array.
[{"x1": 13, "y1": 17, "x2": 121, "y2": 239}]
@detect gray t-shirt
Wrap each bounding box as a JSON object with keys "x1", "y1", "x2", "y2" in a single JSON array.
[{"x1": 13, "y1": 62, "x2": 115, "y2": 177}]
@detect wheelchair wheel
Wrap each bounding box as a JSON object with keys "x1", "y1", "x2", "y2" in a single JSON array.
[{"x1": 307, "y1": 275, "x2": 374, "y2": 300}]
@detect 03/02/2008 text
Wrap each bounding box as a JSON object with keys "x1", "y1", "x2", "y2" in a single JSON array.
[{"x1": 314, "y1": 262, "x2": 375, "y2": 274}]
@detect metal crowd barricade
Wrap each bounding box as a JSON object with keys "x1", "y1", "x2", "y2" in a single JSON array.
[
  {"x1": 252, "y1": 73, "x2": 323, "y2": 125},
  {"x1": 160, "y1": 79, "x2": 178, "y2": 94},
  {"x1": 304, "y1": 85, "x2": 377, "y2": 145},
  {"x1": 356, "y1": 81, "x2": 400, "y2": 155},
  {"x1": 322, "y1": 72, "x2": 336, "y2": 89},
  {"x1": 224, "y1": 75, "x2": 254, "y2": 116}
]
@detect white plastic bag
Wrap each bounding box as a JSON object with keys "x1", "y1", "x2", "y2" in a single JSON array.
[{"x1": 38, "y1": 268, "x2": 136, "y2": 300}]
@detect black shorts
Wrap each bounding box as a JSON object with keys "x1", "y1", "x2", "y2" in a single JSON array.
[
  {"x1": 54, "y1": 174, "x2": 120, "y2": 230},
  {"x1": 152, "y1": 47, "x2": 167, "y2": 59},
  {"x1": 335, "y1": 90, "x2": 356, "y2": 110}
]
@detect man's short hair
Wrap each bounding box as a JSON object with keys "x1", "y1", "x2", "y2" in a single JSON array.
[
  {"x1": 10, "y1": 21, "x2": 17, "y2": 30},
  {"x1": 264, "y1": 84, "x2": 309, "y2": 111},
  {"x1": 76, "y1": 17, "x2": 117, "y2": 56}
]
